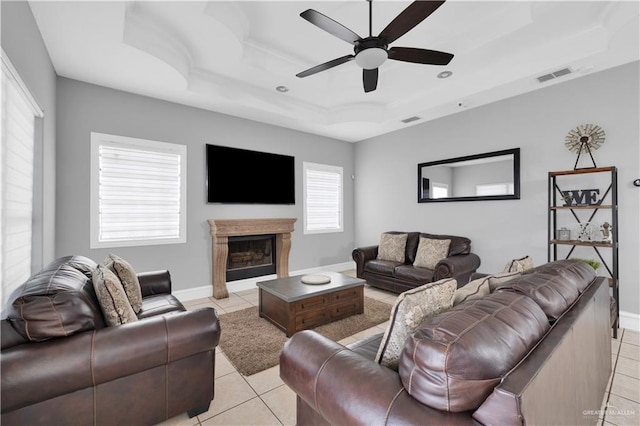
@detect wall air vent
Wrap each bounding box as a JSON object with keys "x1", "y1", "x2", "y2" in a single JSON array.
[
  {"x1": 537, "y1": 68, "x2": 573, "y2": 83},
  {"x1": 401, "y1": 116, "x2": 421, "y2": 124}
]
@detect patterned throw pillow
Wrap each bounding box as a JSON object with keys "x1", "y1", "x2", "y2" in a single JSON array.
[
  {"x1": 92, "y1": 265, "x2": 138, "y2": 326},
  {"x1": 502, "y1": 256, "x2": 534, "y2": 273},
  {"x1": 453, "y1": 276, "x2": 491, "y2": 306},
  {"x1": 377, "y1": 233, "x2": 408, "y2": 263},
  {"x1": 488, "y1": 271, "x2": 523, "y2": 292},
  {"x1": 375, "y1": 278, "x2": 457, "y2": 370},
  {"x1": 105, "y1": 253, "x2": 143, "y2": 313},
  {"x1": 413, "y1": 237, "x2": 451, "y2": 269}
]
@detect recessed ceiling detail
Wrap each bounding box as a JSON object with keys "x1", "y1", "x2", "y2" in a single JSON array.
[{"x1": 28, "y1": 1, "x2": 640, "y2": 142}]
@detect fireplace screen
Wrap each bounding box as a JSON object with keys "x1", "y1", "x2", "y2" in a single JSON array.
[{"x1": 226, "y1": 235, "x2": 276, "y2": 281}]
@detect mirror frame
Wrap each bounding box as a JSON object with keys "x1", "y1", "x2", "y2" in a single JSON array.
[{"x1": 418, "y1": 148, "x2": 520, "y2": 203}]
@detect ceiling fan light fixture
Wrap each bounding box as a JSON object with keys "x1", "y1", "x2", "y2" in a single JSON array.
[{"x1": 355, "y1": 48, "x2": 388, "y2": 69}]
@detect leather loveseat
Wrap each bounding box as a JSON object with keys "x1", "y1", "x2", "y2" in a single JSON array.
[
  {"x1": 352, "y1": 231, "x2": 481, "y2": 293},
  {"x1": 280, "y1": 260, "x2": 611, "y2": 425},
  {"x1": 1, "y1": 255, "x2": 220, "y2": 426}
]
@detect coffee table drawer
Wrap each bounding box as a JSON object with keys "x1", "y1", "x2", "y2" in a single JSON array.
[
  {"x1": 295, "y1": 294, "x2": 330, "y2": 313},
  {"x1": 330, "y1": 287, "x2": 361, "y2": 303},
  {"x1": 296, "y1": 309, "x2": 331, "y2": 330}
]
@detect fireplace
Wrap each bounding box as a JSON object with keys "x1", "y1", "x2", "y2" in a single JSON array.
[
  {"x1": 226, "y1": 235, "x2": 276, "y2": 281},
  {"x1": 208, "y1": 218, "x2": 296, "y2": 299}
]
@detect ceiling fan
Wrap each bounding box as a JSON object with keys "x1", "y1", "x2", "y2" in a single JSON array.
[{"x1": 296, "y1": 0, "x2": 454, "y2": 93}]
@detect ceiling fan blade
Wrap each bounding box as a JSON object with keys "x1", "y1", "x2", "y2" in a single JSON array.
[
  {"x1": 378, "y1": 1, "x2": 447, "y2": 44},
  {"x1": 388, "y1": 47, "x2": 453, "y2": 65},
  {"x1": 300, "y1": 9, "x2": 362, "y2": 45},
  {"x1": 363, "y1": 68, "x2": 378, "y2": 93},
  {"x1": 296, "y1": 55, "x2": 355, "y2": 78}
]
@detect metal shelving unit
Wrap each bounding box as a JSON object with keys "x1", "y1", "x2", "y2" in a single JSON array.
[{"x1": 548, "y1": 166, "x2": 619, "y2": 337}]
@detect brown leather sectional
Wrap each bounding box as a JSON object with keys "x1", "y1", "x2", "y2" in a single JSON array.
[
  {"x1": 280, "y1": 260, "x2": 612, "y2": 425},
  {"x1": 1, "y1": 256, "x2": 220, "y2": 426},
  {"x1": 352, "y1": 231, "x2": 481, "y2": 293}
]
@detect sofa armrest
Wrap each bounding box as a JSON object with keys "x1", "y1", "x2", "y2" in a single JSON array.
[
  {"x1": 433, "y1": 253, "x2": 481, "y2": 285},
  {"x1": 352, "y1": 245, "x2": 378, "y2": 277},
  {"x1": 280, "y1": 330, "x2": 473, "y2": 426},
  {"x1": 138, "y1": 270, "x2": 172, "y2": 297},
  {"x1": 1, "y1": 308, "x2": 220, "y2": 413}
]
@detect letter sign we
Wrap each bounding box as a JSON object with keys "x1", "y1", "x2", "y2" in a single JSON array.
[{"x1": 562, "y1": 189, "x2": 600, "y2": 206}]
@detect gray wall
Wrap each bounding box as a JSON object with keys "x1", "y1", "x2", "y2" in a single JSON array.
[
  {"x1": 55, "y1": 78, "x2": 355, "y2": 292},
  {"x1": 354, "y1": 61, "x2": 640, "y2": 317},
  {"x1": 1, "y1": 1, "x2": 57, "y2": 271}
]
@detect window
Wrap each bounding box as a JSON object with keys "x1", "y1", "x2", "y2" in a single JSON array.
[
  {"x1": 431, "y1": 182, "x2": 449, "y2": 198},
  {"x1": 303, "y1": 162, "x2": 343, "y2": 234},
  {"x1": 1, "y1": 50, "x2": 44, "y2": 304},
  {"x1": 90, "y1": 133, "x2": 186, "y2": 248}
]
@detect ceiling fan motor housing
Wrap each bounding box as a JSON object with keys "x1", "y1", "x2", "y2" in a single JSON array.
[{"x1": 354, "y1": 37, "x2": 388, "y2": 69}]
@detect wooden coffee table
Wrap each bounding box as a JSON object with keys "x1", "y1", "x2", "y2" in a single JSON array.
[{"x1": 257, "y1": 272, "x2": 365, "y2": 337}]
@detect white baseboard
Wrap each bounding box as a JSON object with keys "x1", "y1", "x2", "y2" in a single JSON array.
[
  {"x1": 173, "y1": 261, "x2": 356, "y2": 303},
  {"x1": 619, "y1": 310, "x2": 640, "y2": 333}
]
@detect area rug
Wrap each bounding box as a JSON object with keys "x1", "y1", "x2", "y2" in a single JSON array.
[{"x1": 218, "y1": 296, "x2": 392, "y2": 376}]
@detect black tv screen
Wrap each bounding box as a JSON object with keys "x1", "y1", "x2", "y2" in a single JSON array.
[{"x1": 206, "y1": 144, "x2": 295, "y2": 204}]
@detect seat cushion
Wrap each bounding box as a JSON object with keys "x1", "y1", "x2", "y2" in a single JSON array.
[
  {"x1": 3, "y1": 256, "x2": 105, "y2": 342},
  {"x1": 375, "y1": 278, "x2": 457, "y2": 370},
  {"x1": 364, "y1": 259, "x2": 401, "y2": 276},
  {"x1": 393, "y1": 265, "x2": 434, "y2": 283},
  {"x1": 399, "y1": 291, "x2": 549, "y2": 412}
]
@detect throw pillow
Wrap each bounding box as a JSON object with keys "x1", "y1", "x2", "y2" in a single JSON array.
[
  {"x1": 105, "y1": 253, "x2": 143, "y2": 313},
  {"x1": 502, "y1": 256, "x2": 534, "y2": 273},
  {"x1": 377, "y1": 233, "x2": 408, "y2": 263},
  {"x1": 92, "y1": 265, "x2": 139, "y2": 326},
  {"x1": 413, "y1": 237, "x2": 451, "y2": 269},
  {"x1": 453, "y1": 276, "x2": 491, "y2": 306},
  {"x1": 375, "y1": 278, "x2": 457, "y2": 370},
  {"x1": 487, "y1": 271, "x2": 522, "y2": 292}
]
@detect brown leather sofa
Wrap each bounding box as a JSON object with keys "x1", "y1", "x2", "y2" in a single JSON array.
[
  {"x1": 352, "y1": 232, "x2": 481, "y2": 293},
  {"x1": 280, "y1": 260, "x2": 611, "y2": 425},
  {"x1": 1, "y1": 255, "x2": 220, "y2": 426}
]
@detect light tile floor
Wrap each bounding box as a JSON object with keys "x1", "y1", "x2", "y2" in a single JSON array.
[{"x1": 160, "y1": 279, "x2": 639, "y2": 426}]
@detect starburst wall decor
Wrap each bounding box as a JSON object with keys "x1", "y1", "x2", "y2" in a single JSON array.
[{"x1": 564, "y1": 124, "x2": 606, "y2": 169}]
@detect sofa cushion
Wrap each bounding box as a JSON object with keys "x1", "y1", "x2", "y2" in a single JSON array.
[
  {"x1": 364, "y1": 259, "x2": 400, "y2": 276},
  {"x1": 375, "y1": 278, "x2": 456, "y2": 370},
  {"x1": 105, "y1": 253, "x2": 143, "y2": 314},
  {"x1": 453, "y1": 276, "x2": 490, "y2": 306},
  {"x1": 377, "y1": 233, "x2": 408, "y2": 263},
  {"x1": 3, "y1": 256, "x2": 105, "y2": 342},
  {"x1": 487, "y1": 270, "x2": 523, "y2": 292},
  {"x1": 420, "y1": 233, "x2": 470, "y2": 256},
  {"x1": 92, "y1": 265, "x2": 139, "y2": 326},
  {"x1": 393, "y1": 265, "x2": 434, "y2": 283},
  {"x1": 399, "y1": 292, "x2": 549, "y2": 412},
  {"x1": 494, "y1": 260, "x2": 596, "y2": 320},
  {"x1": 413, "y1": 237, "x2": 451, "y2": 270}
]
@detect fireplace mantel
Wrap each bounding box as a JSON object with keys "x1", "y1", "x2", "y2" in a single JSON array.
[{"x1": 208, "y1": 218, "x2": 296, "y2": 299}]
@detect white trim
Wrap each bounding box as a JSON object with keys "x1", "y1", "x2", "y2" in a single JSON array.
[
  {"x1": 619, "y1": 310, "x2": 640, "y2": 333},
  {"x1": 173, "y1": 261, "x2": 356, "y2": 302},
  {"x1": 1, "y1": 48, "x2": 43, "y2": 117}
]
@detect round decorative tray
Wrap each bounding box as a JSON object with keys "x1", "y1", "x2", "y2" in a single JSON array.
[{"x1": 300, "y1": 274, "x2": 331, "y2": 285}]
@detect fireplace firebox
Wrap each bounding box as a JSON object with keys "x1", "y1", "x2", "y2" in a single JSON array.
[{"x1": 226, "y1": 235, "x2": 276, "y2": 281}]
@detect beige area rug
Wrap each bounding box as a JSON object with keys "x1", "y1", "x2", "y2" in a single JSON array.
[{"x1": 218, "y1": 297, "x2": 392, "y2": 376}]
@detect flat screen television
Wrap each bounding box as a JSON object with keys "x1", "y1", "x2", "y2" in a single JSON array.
[{"x1": 206, "y1": 144, "x2": 295, "y2": 204}]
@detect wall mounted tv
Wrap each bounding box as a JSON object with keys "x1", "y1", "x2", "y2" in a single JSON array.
[{"x1": 206, "y1": 144, "x2": 295, "y2": 204}]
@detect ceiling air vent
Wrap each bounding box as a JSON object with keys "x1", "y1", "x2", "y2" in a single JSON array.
[
  {"x1": 401, "y1": 116, "x2": 421, "y2": 124},
  {"x1": 537, "y1": 68, "x2": 573, "y2": 83}
]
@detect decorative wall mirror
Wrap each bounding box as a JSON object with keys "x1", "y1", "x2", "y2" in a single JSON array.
[{"x1": 418, "y1": 148, "x2": 520, "y2": 202}]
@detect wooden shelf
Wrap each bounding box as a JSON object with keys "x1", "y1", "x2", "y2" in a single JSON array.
[
  {"x1": 549, "y1": 167, "x2": 615, "y2": 177},
  {"x1": 550, "y1": 239, "x2": 613, "y2": 248}
]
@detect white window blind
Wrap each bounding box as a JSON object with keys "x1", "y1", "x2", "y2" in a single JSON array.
[
  {"x1": 90, "y1": 133, "x2": 186, "y2": 248},
  {"x1": 432, "y1": 183, "x2": 449, "y2": 199},
  {"x1": 303, "y1": 162, "x2": 343, "y2": 234},
  {"x1": 1, "y1": 50, "x2": 43, "y2": 304}
]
